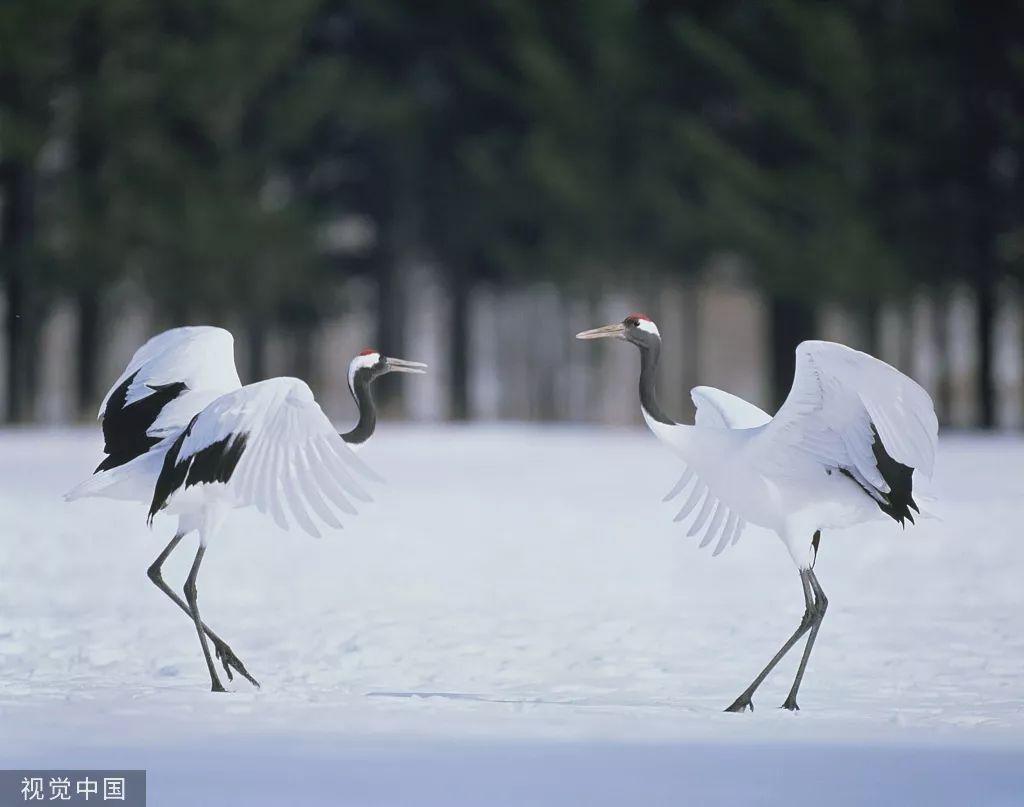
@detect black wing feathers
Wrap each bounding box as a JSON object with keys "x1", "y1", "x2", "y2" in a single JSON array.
[
  {"x1": 185, "y1": 433, "x2": 249, "y2": 489},
  {"x1": 148, "y1": 416, "x2": 195, "y2": 524},
  {"x1": 840, "y1": 423, "x2": 920, "y2": 526},
  {"x1": 147, "y1": 414, "x2": 249, "y2": 524},
  {"x1": 96, "y1": 371, "x2": 187, "y2": 472},
  {"x1": 870, "y1": 425, "x2": 919, "y2": 525}
]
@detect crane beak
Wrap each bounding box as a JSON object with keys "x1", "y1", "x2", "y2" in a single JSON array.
[
  {"x1": 576, "y1": 323, "x2": 626, "y2": 340},
  {"x1": 384, "y1": 357, "x2": 428, "y2": 374}
]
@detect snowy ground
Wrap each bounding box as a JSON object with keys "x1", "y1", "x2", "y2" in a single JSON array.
[{"x1": 0, "y1": 425, "x2": 1022, "y2": 805}]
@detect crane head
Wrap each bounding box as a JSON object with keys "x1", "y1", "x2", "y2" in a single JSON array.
[
  {"x1": 576, "y1": 313, "x2": 661, "y2": 348},
  {"x1": 348, "y1": 349, "x2": 427, "y2": 396}
]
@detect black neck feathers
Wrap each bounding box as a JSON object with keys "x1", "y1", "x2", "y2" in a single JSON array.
[
  {"x1": 342, "y1": 368, "x2": 377, "y2": 445},
  {"x1": 639, "y1": 340, "x2": 675, "y2": 426}
]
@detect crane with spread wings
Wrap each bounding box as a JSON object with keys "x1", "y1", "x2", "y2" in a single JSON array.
[
  {"x1": 578, "y1": 314, "x2": 938, "y2": 711},
  {"x1": 67, "y1": 326, "x2": 426, "y2": 692}
]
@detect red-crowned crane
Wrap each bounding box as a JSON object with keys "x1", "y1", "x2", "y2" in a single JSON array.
[
  {"x1": 67, "y1": 326, "x2": 426, "y2": 692},
  {"x1": 577, "y1": 314, "x2": 938, "y2": 711}
]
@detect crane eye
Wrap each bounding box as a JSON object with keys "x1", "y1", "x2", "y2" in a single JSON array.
[{"x1": 624, "y1": 317, "x2": 639, "y2": 328}]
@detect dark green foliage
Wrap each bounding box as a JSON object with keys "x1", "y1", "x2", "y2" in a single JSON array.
[{"x1": 0, "y1": 0, "x2": 1020, "y2": 422}]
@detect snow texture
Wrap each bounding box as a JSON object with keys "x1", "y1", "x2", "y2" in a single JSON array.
[{"x1": 1, "y1": 426, "x2": 1022, "y2": 805}]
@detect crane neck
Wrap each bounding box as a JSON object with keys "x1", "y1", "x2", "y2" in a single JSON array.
[
  {"x1": 341, "y1": 370, "x2": 377, "y2": 445},
  {"x1": 639, "y1": 341, "x2": 675, "y2": 426}
]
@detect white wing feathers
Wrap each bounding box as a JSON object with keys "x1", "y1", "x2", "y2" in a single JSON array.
[
  {"x1": 661, "y1": 385, "x2": 766, "y2": 555},
  {"x1": 660, "y1": 341, "x2": 937, "y2": 557},
  {"x1": 749, "y1": 341, "x2": 938, "y2": 483},
  {"x1": 100, "y1": 326, "x2": 242, "y2": 438},
  {"x1": 691, "y1": 386, "x2": 771, "y2": 430},
  {"x1": 160, "y1": 378, "x2": 379, "y2": 537},
  {"x1": 664, "y1": 461, "x2": 748, "y2": 557}
]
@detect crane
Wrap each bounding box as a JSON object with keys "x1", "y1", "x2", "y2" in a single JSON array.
[
  {"x1": 67, "y1": 326, "x2": 426, "y2": 692},
  {"x1": 577, "y1": 313, "x2": 938, "y2": 711}
]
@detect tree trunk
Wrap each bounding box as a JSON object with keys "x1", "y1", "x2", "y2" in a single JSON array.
[
  {"x1": 73, "y1": 5, "x2": 106, "y2": 420},
  {"x1": 76, "y1": 288, "x2": 101, "y2": 418},
  {"x1": 374, "y1": 253, "x2": 405, "y2": 415},
  {"x1": 366, "y1": 142, "x2": 416, "y2": 417},
  {"x1": 971, "y1": 254, "x2": 996, "y2": 429},
  {"x1": 245, "y1": 317, "x2": 267, "y2": 384},
  {"x1": 932, "y1": 288, "x2": 952, "y2": 426},
  {"x1": 292, "y1": 323, "x2": 315, "y2": 389},
  {"x1": 680, "y1": 277, "x2": 701, "y2": 418},
  {"x1": 1, "y1": 159, "x2": 37, "y2": 423},
  {"x1": 769, "y1": 295, "x2": 816, "y2": 408},
  {"x1": 448, "y1": 266, "x2": 470, "y2": 421},
  {"x1": 959, "y1": 1, "x2": 1002, "y2": 429},
  {"x1": 860, "y1": 298, "x2": 880, "y2": 356}
]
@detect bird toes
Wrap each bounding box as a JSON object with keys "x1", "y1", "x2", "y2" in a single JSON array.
[
  {"x1": 215, "y1": 648, "x2": 234, "y2": 682},
  {"x1": 724, "y1": 697, "x2": 753, "y2": 713},
  {"x1": 214, "y1": 640, "x2": 260, "y2": 688}
]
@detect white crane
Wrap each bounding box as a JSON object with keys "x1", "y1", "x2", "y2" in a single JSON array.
[
  {"x1": 577, "y1": 313, "x2": 938, "y2": 711},
  {"x1": 66, "y1": 326, "x2": 426, "y2": 692}
]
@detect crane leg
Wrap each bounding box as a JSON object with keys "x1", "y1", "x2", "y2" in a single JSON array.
[
  {"x1": 724, "y1": 570, "x2": 816, "y2": 712},
  {"x1": 147, "y1": 533, "x2": 260, "y2": 688},
  {"x1": 183, "y1": 543, "x2": 226, "y2": 692},
  {"x1": 780, "y1": 569, "x2": 828, "y2": 711}
]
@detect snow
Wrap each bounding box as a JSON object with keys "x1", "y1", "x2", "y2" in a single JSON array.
[{"x1": 1, "y1": 425, "x2": 1022, "y2": 805}]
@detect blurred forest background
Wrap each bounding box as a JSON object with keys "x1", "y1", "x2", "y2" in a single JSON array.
[{"x1": 1, "y1": 1, "x2": 1022, "y2": 427}]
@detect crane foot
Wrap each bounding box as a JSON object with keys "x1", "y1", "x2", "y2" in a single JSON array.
[
  {"x1": 724, "y1": 695, "x2": 753, "y2": 713},
  {"x1": 214, "y1": 639, "x2": 260, "y2": 689}
]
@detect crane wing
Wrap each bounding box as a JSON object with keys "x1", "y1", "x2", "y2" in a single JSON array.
[
  {"x1": 748, "y1": 340, "x2": 938, "y2": 523},
  {"x1": 96, "y1": 327, "x2": 242, "y2": 472},
  {"x1": 148, "y1": 378, "x2": 380, "y2": 537},
  {"x1": 656, "y1": 423, "x2": 753, "y2": 556},
  {"x1": 659, "y1": 387, "x2": 769, "y2": 555},
  {"x1": 659, "y1": 342, "x2": 936, "y2": 553},
  {"x1": 692, "y1": 386, "x2": 771, "y2": 429}
]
